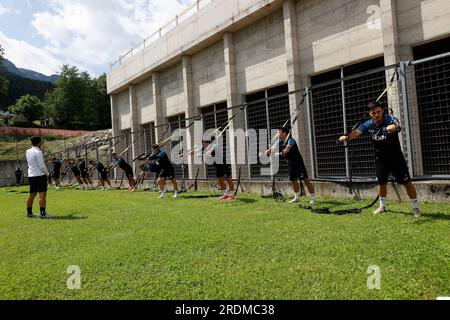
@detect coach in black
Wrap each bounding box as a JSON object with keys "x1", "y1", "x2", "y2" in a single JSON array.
[
  {"x1": 25, "y1": 136, "x2": 50, "y2": 219},
  {"x1": 339, "y1": 101, "x2": 421, "y2": 217}
]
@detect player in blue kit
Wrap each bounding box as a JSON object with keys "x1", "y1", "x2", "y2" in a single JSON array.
[{"x1": 339, "y1": 101, "x2": 421, "y2": 217}]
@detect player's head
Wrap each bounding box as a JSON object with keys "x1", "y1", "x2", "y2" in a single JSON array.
[
  {"x1": 278, "y1": 127, "x2": 290, "y2": 140},
  {"x1": 30, "y1": 136, "x2": 42, "y2": 147},
  {"x1": 152, "y1": 144, "x2": 160, "y2": 152},
  {"x1": 89, "y1": 160, "x2": 95, "y2": 165},
  {"x1": 368, "y1": 101, "x2": 384, "y2": 123},
  {"x1": 201, "y1": 138, "x2": 211, "y2": 147},
  {"x1": 52, "y1": 157, "x2": 57, "y2": 161},
  {"x1": 139, "y1": 164, "x2": 145, "y2": 170},
  {"x1": 111, "y1": 152, "x2": 118, "y2": 159}
]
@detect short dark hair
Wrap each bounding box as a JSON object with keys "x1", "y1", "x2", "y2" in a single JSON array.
[
  {"x1": 89, "y1": 160, "x2": 95, "y2": 165},
  {"x1": 368, "y1": 101, "x2": 383, "y2": 111},
  {"x1": 30, "y1": 136, "x2": 41, "y2": 146},
  {"x1": 152, "y1": 144, "x2": 160, "y2": 149},
  {"x1": 210, "y1": 136, "x2": 216, "y2": 142},
  {"x1": 279, "y1": 127, "x2": 290, "y2": 134},
  {"x1": 111, "y1": 152, "x2": 117, "y2": 156}
]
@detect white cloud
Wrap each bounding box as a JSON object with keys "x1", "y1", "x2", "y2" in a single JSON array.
[
  {"x1": 0, "y1": 30, "x2": 61, "y2": 75},
  {"x1": 0, "y1": 4, "x2": 11, "y2": 16},
  {"x1": 31, "y1": 0, "x2": 192, "y2": 74}
]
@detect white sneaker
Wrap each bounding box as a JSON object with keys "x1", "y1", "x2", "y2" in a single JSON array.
[
  {"x1": 309, "y1": 199, "x2": 315, "y2": 206},
  {"x1": 173, "y1": 193, "x2": 179, "y2": 198},
  {"x1": 159, "y1": 194, "x2": 166, "y2": 199},
  {"x1": 100, "y1": 187, "x2": 105, "y2": 191},
  {"x1": 413, "y1": 208, "x2": 422, "y2": 218},
  {"x1": 289, "y1": 197, "x2": 300, "y2": 203},
  {"x1": 56, "y1": 187, "x2": 61, "y2": 191},
  {"x1": 373, "y1": 206, "x2": 387, "y2": 215}
]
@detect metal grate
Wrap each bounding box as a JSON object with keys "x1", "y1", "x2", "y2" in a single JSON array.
[
  {"x1": 245, "y1": 84, "x2": 290, "y2": 180},
  {"x1": 311, "y1": 57, "x2": 394, "y2": 180},
  {"x1": 202, "y1": 102, "x2": 229, "y2": 179},
  {"x1": 167, "y1": 114, "x2": 186, "y2": 179},
  {"x1": 414, "y1": 56, "x2": 450, "y2": 175}
]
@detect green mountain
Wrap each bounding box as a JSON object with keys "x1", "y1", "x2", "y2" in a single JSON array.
[
  {"x1": 0, "y1": 70, "x2": 55, "y2": 111},
  {"x1": 2, "y1": 59, "x2": 59, "y2": 83}
]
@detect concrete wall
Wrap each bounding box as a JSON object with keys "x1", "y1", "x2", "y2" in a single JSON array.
[
  {"x1": 235, "y1": 10, "x2": 287, "y2": 94},
  {"x1": 160, "y1": 63, "x2": 185, "y2": 118},
  {"x1": 297, "y1": 0, "x2": 383, "y2": 78},
  {"x1": 136, "y1": 77, "x2": 155, "y2": 124},
  {"x1": 0, "y1": 161, "x2": 28, "y2": 187},
  {"x1": 117, "y1": 90, "x2": 131, "y2": 131},
  {"x1": 191, "y1": 41, "x2": 227, "y2": 108}
]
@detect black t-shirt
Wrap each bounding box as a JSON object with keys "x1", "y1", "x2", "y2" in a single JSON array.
[
  {"x1": 358, "y1": 115, "x2": 402, "y2": 157},
  {"x1": 78, "y1": 160, "x2": 87, "y2": 172},
  {"x1": 147, "y1": 149, "x2": 173, "y2": 169},
  {"x1": 52, "y1": 160, "x2": 62, "y2": 172},
  {"x1": 95, "y1": 161, "x2": 106, "y2": 172},
  {"x1": 278, "y1": 137, "x2": 302, "y2": 165},
  {"x1": 116, "y1": 157, "x2": 132, "y2": 172}
]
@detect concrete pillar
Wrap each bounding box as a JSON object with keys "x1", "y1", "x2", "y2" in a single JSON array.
[
  {"x1": 283, "y1": 0, "x2": 311, "y2": 174},
  {"x1": 152, "y1": 73, "x2": 164, "y2": 142},
  {"x1": 110, "y1": 95, "x2": 121, "y2": 178},
  {"x1": 380, "y1": 0, "x2": 419, "y2": 174},
  {"x1": 380, "y1": 0, "x2": 401, "y2": 115},
  {"x1": 182, "y1": 55, "x2": 197, "y2": 179},
  {"x1": 129, "y1": 85, "x2": 140, "y2": 172},
  {"x1": 223, "y1": 32, "x2": 242, "y2": 179}
]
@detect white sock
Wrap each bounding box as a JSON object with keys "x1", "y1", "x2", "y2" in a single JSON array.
[
  {"x1": 223, "y1": 190, "x2": 228, "y2": 196},
  {"x1": 294, "y1": 192, "x2": 300, "y2": 199},
  {"x1": 412, "y1": 199, "x2": 419, "y2": 209},
  {"x1": 310, "y1": 193, "x2": 315, "y2": 201},
  {"x1": 380, "y1": 197, "x2": 386, "y2": 208},
  {"x1": 174, "y1": 191, "x2": 178, "y2": 196}
]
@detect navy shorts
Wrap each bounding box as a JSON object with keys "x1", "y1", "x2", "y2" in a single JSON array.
[
  {"x1": 159, "y1": 166, "x2": 175, "y2": 180},
  {"x1": 215, "y1": 164, "x2": 231, "y2": 179},
  {"x1": 29, "y1": 175, "x2": 48, "y2": 194},
  {"x1": 288, "y1": 156, "x2": 308, "y2": 182},
  {"x1": 375, "y1": 154, "x2": 411, "y2": 185}
]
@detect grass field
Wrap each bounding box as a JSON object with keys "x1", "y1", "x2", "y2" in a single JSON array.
[{"x1": 0, "y1": 186, "x2": 449, "y2": 300}]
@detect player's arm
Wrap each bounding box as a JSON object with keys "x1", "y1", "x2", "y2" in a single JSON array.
[
  {"x1": 339, "y1": 130, "x2": 362, "y2": 144},
  {"x1": 386, "y1": 116, "x2": 402, "y2": 134}
]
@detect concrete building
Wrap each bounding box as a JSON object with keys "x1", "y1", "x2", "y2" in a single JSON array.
[{"x1": 107, "y1": 0, "x2": 450, "y2": 195}]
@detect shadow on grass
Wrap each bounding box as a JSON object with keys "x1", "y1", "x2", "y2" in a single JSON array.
[
  {"x1": 388, "y1": 210, "x2": 450, "y2": 222},
  {"x1": 49, "y1": 213, "x2": 88, "y2": 220},
  {"x1": 236, "y1": 198, "x2": 258, "y2": 204}
]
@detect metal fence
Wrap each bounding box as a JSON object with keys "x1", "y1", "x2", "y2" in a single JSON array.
[{"x1": 48, "y1": 52, "x2": 450, "y2": 186}]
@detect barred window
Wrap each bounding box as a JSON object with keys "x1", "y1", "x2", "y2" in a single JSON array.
[
  {"x1": 245, "y1": 84, "x2": 290, "y2": 180},
  {"x1": 201, "y1": 102, "x2": 228, "y2": 179},
  {"x1": 311, "y1": 57, "x2": 387, "y2": 180},
  {"x1": 413, "y1": 37, "x2": 450, "y2": 176},
  {"x1": 167, "y1": 114, "x2": 186, "y2": 178}
]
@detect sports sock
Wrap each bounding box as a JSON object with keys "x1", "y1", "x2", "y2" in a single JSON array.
[
  {"x1": 40, "y1": 207, "x2": 46, "y2": 215},
  {"x1": 294, "y1": 192, "x2": 301, "y2": 199},
  {"x1": 412, "y1": 199, "x2": 419, "y2": 209},
  {"x1": 310, "y1": 193, "x2": 315, "y2": 201},
  {"x1": 27, "y1": 207, "x2": 33, "y2": 215},
  {"x1": 379, "y1": 197, "x2": 386, "y2": 208}
]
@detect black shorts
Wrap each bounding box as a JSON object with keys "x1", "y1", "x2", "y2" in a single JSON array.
[
  {"x1": 159, "y1": 166, "x2": 175, "y2": 180},
  {"x1": 28, "y1": 175, "x2": 48, "y2": 194},
  {"x1": 81, "y1": 170, "x2": 89, "y2": 179},
  {"x1": 375, "y1": 154, "x2": 411, "y2": 185},
  {"x1": 71, "y1": 167, "x2": 81, "y2": 177},
  {"x1": 215, "y1": 163, "x2": 231, "y2": 179},
  {"x1": 99, "y1": 169, "x2": 108, "y2": 181},
  {"x1": 288, "y1": 156, "x2": 308, "y2": 182},
  {"x1": 53, "y1": 170, "x2": 60, "y2": 180},
  {"x1": 124, "y1": 168, "x2": 134, "y2": 179}
]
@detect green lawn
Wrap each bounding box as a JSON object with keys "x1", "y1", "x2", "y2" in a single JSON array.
[{"x1": 0, "y1": 186, "x2": 449, "y2": 300}]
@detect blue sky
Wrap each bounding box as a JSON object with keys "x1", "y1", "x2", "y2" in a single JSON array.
[{"x1": 0, "y1": 0, "x2": 191, "y2": 76}]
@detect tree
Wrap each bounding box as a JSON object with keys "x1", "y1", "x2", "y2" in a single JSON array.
[
  {"x1": 8, "y1": 94, "x2": 44, "y2": 125},
  {"x1": 44, "y1": 65, "x2": 111, "y2": 130},
  {"x1": 0, "y1": 45, "x2": 10, "y2": 102}
]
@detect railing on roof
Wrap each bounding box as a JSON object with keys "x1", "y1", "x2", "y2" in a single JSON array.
[{"x1": 110, "y1": 0, "x2": 214, "y2": 70}]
